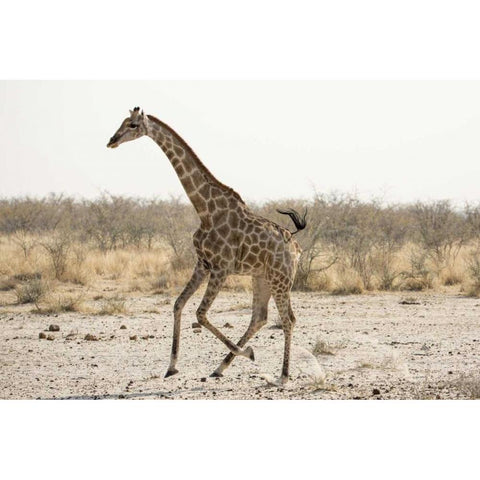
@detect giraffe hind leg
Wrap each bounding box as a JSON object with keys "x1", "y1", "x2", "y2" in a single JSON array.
[
  {"x1": 271, "y1": 290, "x2": 296, "y2": 385},
  {"x1": 211, "y1": 276, "x2": 270, "y2": 377}
]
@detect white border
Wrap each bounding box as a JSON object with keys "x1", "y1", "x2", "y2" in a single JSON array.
[{"x1": 2, "y1": 1, "x2": 479, "y2": 477}]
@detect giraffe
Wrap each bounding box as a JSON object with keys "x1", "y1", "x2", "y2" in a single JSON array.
[{"x1": 107, "y1": 107, "x2": 307, "y2": 385}]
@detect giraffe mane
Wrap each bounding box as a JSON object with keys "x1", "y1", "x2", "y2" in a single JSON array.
[{"x1": 147, "y1": 115, "x2": 245, "y2": 205}]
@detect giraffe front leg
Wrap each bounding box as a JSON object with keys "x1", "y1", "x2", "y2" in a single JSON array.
[
  {"x1": 165, "y1": 261, "x2": 208, "y2": 378},
  {"x1": 197, "y1": 270, "x2": 256, "y2": 362}
]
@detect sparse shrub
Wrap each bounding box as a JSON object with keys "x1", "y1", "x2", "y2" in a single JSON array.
[
  {"x1": 400, "y1": 248, "x2": 434, "y2": 291},
  {"x1": 411, "y1": 200, "x2": 467, "y2": 274},
  {"x1": 465, "y1": 250, "x2": 480, "y2": 297},
  {"x1": 14, "y1": 278, "x2": 48, "y2": 306},
  {"x1": 41, "y1": 230, "x2": 72, "y2": 280},
  {"x1": 97, "y1": 296, "x2": 128, "y2": 315},
  {"x1": 64, "y1": 244, "x2": 90, "y2": 285}
]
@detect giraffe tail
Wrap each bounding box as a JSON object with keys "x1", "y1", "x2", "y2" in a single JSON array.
[{"x1": 276, "y1": 208, "x2": 307, "y2": 235}]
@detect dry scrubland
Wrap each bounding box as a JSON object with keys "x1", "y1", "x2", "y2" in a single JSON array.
[{"x1": 1, "y1": 194, "x2": 480, "y2": 399}]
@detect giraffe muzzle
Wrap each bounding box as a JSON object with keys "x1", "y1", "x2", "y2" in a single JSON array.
[{"x1": 107, "y1": 136, "x2": 119, "y2": 148}]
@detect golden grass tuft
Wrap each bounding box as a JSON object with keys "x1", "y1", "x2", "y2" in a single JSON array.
[
  {"x1": 96, "y1": 295, "x2": 128, "y2": 315},
  {"x1": 39, "y1": 294, "x2": 85, "y2": 314},
  {"x1": 331, "y1": 270, "x2": 363, "y2": 295}
]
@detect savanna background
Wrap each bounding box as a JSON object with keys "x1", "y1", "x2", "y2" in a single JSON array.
[{"x1": 2, "y1": 192, "x2": 480, "y2": 307}]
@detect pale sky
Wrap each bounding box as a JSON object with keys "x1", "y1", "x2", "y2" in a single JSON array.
[{"x1": 1, "y1": 80, "x2": 480, "y2": 205}]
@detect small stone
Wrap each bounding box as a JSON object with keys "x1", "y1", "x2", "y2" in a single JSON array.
[
  {"x1": 372, "y1": 388, "x2": 381, "y2": 395},
  {"x1": 448, "y1": 370, "x2": 453, "y2": 374},
  {"x1": 48, "y1": 324, "x2": 60, "y2": 332},
  {"x1": 130, "y1": 335, "x2": 138, "y2": 341},
  {"x1": 200, "y1": 377, "x2": 207, "y2": 382},
  {"x1": 84, "y1": 334, "x2": 98, "y2": 341},
  {"x1": 120, "y1": 325, "x2": 127, "y2": 329},
  {"x1": 39, "y1": 332, "x2": 46, "y2": 339},
  {"x1": 191, "y1": 322, "x2": 201, "y2": 329},
  {"x1": 193, "y1": 328, "x2": 202, "y2": 334},
  {"x1": 46, "y1": 335, "x2": 55, "y2": 341},
  {"x1": 118, "y1": 394, "x2": 126, "y2": 399},
  {"x1": 223, "y1": 322, "x2": 234, "y2": 328}
]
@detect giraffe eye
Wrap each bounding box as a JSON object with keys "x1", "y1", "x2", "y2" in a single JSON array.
[{"x1": 129, "y1": 124, "x2": 138, "y2": 129}]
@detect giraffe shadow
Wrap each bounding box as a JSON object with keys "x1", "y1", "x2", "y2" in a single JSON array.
[{"x1": 35, "y1": 386, "x2": 237, "y2": 400}]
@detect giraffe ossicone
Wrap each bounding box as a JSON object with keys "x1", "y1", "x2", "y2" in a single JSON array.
[{"x1": 107, "y1": 108, "x2": 307, "y2": 385}]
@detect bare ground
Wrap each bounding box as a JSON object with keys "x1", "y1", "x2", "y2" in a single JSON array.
[{"x1": 1, "y1": 289, "x2": 480, "y2": 400}]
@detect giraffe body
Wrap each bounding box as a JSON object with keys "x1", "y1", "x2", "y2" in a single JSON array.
[
  {"x1": 194, "y1": 202, "x2": 301, "y2": 280},
  {"x1": 107, "y1": 108, "x2": 306, "y2": 384}
]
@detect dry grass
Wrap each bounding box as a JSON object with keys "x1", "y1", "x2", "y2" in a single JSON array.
[
  {"x1": 38, "y1": 294, "x2": 85, "y2": 314},
  {"x1": 0, "y1": 232, "x2": 479, "y2": 300},
  {"x1": 14, "y1": 278, "x2": 48, "y2": 306},
  {"x1": 96, "y1": 296, "x2": 128, "y2": 315},
  {"x1": 218, "y1": 301, "x2": 251, "y2": 313},
  {"x1": 312, "y1": 337, "x2": 347, "y2": 356},
  {"x1": 453, "y1": 374, "x2": 480, "y2": 399},
  {"x1": 356, "y1": 353, "x2": 407, "y2": 373},
  {"x1": 0, "y1": 277, "x2": 18, "y2": 291},
  {"x1": 331, "y1": 275, "x2": 363, "y2": 295}
]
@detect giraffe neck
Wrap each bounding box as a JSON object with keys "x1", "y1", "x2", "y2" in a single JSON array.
[{"x1": 146, "y1": 115, "x2": 244, "y2": 224}]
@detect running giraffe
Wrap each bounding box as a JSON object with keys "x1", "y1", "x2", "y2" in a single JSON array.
[{"x1": 107, "y1": 107, "x2": 306, "y2": 385}]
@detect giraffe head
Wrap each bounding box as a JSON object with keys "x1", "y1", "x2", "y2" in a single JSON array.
[{"x1": 107, "y1": 107, "x2": 149, "y2": 148}]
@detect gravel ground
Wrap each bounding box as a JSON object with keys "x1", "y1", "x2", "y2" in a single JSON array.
[{"x1": 1, "y1": 290, "x2": 480, "y2": 400}]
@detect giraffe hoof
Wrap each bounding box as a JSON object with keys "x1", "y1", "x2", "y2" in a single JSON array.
[
  {"x1": 210, "y1": 371, "x2": 223, "y2": 378},
  {"x1": 164, "y1": 368, "x2": 179, "y2": 378},
  {"x1": 244, "y1": 346, "x2": 255, "y2": 362}
]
